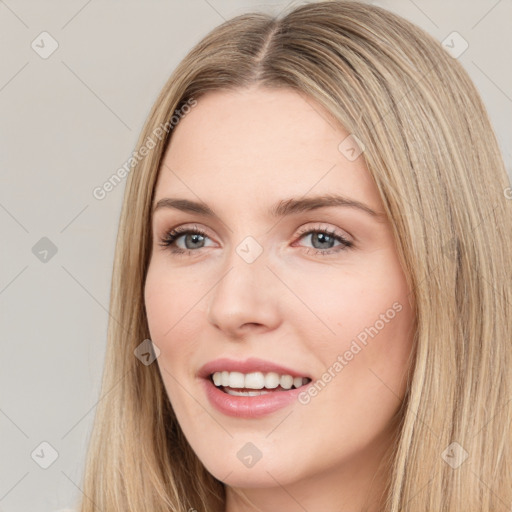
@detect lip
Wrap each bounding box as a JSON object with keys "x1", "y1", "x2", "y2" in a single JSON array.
[
  {"x1": 202, "y1": 377, "x2": 311, "y2": 418},
  {"x1": 198, "y1": 357, "x2": 311, "y2": 380},
  {"x1": 198, "y1": 357, "x2": 313, "y2": 419}
]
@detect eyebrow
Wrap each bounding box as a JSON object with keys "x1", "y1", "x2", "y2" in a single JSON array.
[{"x1": 153, "y1": 194, "x2": 387, "y2": 221}]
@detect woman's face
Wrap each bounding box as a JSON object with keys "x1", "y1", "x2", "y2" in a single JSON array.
[{"x1": 144, "y1": 87, "x2": 415, "y2": 510}]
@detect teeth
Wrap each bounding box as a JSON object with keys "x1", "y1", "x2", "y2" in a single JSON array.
[
  {"x1": 280, "y1": 374, "x2": 294, "y2": 390},
  {"x1": 265, "y1": 372, "x2": 280, "y2": 389},
  {"x1": 293, "y1": 376, "x2": 303, "y2": 389},
  {"x1": 228, "y1": 371, "x2": 245, "y2": 388},
  {"x1": 225, "y1": 389, "x2": 272, "y2": 396},
  {"x1": 245, "y1": 372, "x2": 265, "y2": 389},
  {"x1": 211, "y1": 371, "x2": 310, "y2": 390}
]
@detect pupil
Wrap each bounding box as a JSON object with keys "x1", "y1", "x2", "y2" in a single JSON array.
[
  {"x1": 185, "y1": 233, "x2": 204, "y2": 249},
  {"x1": 182, "y1": 233, "x2": 335, "y2": 250},
  {"x1": 312, "y1": 232, "x2": 333, "y2": 249}
]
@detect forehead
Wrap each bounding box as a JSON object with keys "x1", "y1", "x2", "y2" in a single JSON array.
[{"x1": 155, "y1": 87, "x2": 380, "y2": 210}]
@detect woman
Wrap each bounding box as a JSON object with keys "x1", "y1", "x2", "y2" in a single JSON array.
[{"x1": 79, "y1": 1, "x2": 512, "y2": 511}]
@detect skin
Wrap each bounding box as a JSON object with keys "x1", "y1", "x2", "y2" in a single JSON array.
[{"x1": 144, "y1": 86, "x2": 416, "y2": 512}]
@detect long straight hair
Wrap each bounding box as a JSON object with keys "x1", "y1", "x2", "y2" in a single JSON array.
[{"x1": 78, "y1": 1, "x2": 512, "y2": 510}]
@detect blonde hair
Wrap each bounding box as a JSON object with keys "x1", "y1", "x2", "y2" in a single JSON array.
[{"x1": 78, "y1": 1, "x2": 512, "y2": 511}]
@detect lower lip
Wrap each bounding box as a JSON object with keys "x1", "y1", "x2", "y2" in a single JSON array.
[{"x1": 202, "y1": 377, "x2": 308, "y2": 418}]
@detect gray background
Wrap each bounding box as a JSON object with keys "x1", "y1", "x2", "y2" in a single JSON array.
[{"x1": 1, "y1": 1, "x2": 510, "y2": 511}]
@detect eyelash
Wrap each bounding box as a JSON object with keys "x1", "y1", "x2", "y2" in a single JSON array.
[{"x1": 157, "y1": 225, "x2": 354, "y2": 257}]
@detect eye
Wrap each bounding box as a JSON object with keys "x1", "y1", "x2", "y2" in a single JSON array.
[
  {"x1": 158, "y1": 224, "x2": 354, "y2": 257},
  {"x1": 294, "y1": 225, "x2": 353, "y2": 255},
  {"x1": 158, "y1": 225, "x2": 214, "y2": 256}
]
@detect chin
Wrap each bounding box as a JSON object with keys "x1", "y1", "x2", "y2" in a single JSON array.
[
  {"x1": 185, "y1": 437, "x2": 282, "y2": 483},
  {"x1": 210, "y1": 464, "x2": 295, "y2": 489}
]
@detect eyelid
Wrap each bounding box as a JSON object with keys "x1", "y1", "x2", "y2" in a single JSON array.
[
  {"x1": 158, "y1": 222, "x2": 351, "y2": 245},
  {"x1": 294, "y1": 222, "x2": 352, "y2": 241},
  {"x1": 158, "y1": 221, "x2": 354, "y2": 260},
  {"x1": 158, "y1": 223, "x2": 217, "y2": 242}
]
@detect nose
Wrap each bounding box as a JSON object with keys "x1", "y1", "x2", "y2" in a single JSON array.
[{"x1": 206, "y1": 245, "x2": 282, "y2": 339}]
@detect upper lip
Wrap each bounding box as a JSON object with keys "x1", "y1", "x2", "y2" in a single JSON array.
[{"x1": 198, "y1": 357, "x2": 312, "y2": 379}]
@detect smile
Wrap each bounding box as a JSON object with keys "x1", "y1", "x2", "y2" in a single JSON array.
[
  {"x1": 211, "y1": 370, "x2": 311, "y2": 393},
  {"x1": 203, "y1": 373, "x2": 313, "y2": 418}
]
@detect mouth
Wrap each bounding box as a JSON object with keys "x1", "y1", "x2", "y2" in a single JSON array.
[
  {"x1": 209, "y1": 371, "x2": 312, "y2": 396},
  {"x1": 199, "y1": 357, "x2": 314, "y2": 417}
]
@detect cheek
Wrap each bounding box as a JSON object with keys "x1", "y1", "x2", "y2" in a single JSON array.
[
  {"x1": 287, "y1": 257, "x2": 414, "y2": 384},
  {"x1": 291, "y1": 263, "x2": 411, "y2": 341},
  {"x1": 144, "y1": 262, "x2": 204, "y2": 339},
  {"x1": 144, "y1": 263, "x2": 207, "y2": 378},
  {"x1": 144, "y1": 265, "x2": 208, "y2": 420},
  {"x1": 292, "y1": 265, "x2": 413, "y2": 438}
]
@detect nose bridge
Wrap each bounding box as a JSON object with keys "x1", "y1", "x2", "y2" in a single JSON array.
[
  {"x1": 206, "y1": 233, "x2": 281, "y2": 334},
  {"x1": 212, "y1": 234, "x2": 268, "y2": 307}
]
